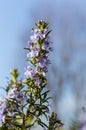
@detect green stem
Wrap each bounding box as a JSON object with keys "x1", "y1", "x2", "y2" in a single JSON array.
[{"x1": 22, "y1": 115, "x2": 25, "y2": 130}]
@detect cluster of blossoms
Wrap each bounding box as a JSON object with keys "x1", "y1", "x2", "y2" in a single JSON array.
[
  {"x1": 0, "y1": 21, "x2": 63, "y2": 130},
  {"x1": 24, "y1": 21, "x2": 52, "y2": 82},
  {"x1": 0, "y1": 100, "x2": 6, "y2": 126},
  {"x1": 24, "y1": 21, "x2": 63, "y2": 130},
  {"x1": 6, "y1": 85, "x2": 25, "y2": 103},
  {"x1": 0, "y1": 84, "x2": 26, "y2": 128},
  {"x1": 24, "y1": 21, "x2": 54, "y2": 128}
]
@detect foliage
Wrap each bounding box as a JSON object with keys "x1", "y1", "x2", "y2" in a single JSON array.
[{"x1": 0, "y1": 21, "x2": 63, "y2": 130}]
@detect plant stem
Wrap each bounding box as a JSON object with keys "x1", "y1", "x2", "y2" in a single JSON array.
[{"x1": 22, "y1": 115, "x2": 25, "y2": 130}]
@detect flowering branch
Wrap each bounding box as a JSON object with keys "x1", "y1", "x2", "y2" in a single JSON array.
[{"x1": 0, "y1": 20, "x2": 63, "y2": 130}]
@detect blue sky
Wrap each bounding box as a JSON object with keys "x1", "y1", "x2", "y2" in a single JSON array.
[{"x1": 0, "y1": 1, "x2": 31, "y2": 88}]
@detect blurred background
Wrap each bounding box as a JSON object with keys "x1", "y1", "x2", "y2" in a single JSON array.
[{"x1": 0, "y1": 0, "x2": 86, "y2": 129}]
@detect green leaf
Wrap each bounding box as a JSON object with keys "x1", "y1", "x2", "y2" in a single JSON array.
[
  {"x1": 13, "y1": 123, "x2": 22, "y2": 128},
  {"x1": 24, "y1": 47, "x2": 30, "y2": 51},
  {"x1": 41, "y1": 90, "x2": 50, "y2": 96}
]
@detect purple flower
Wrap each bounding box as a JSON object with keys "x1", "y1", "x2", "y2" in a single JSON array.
[
  {"x1": 0, "y1": 101, "x2": 7, "y2": 125},
  {"x1": 42, "y1": 38, "x2": 50, "y2": 50},
  {"x1": 27, "y1": 47, "x2": 39, "y2": 58},
  {"x1": 25, "y1": 21, "x2": 52, "y2": 84},
  {"x1": 34, "y1": 77, "x2": 40, "y2": 86},
  {"x1": 27, "y1": 41, "x2": 33, "y2": 48},
  {"x1": 6, "y1": 85, "x2": 25, "y2": 104},
  {"x1": 30, "y1": 29, "x2": 41, "y2": 42},
  {"x1": 24, "y1": 66, "x2": 36, "y2": 79},
  {"x1": 6, "y1": 85, "x2": 17, "y2": 99},
  {"x1": 37, "y1": 56, "x2": 50, "y2": 68},
  {"x1": 0, "y1": 84, "x2": 27, "y2": 127},
  {"x1": 30, "y1": 29, "x2": 48, "y2": 43}
]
